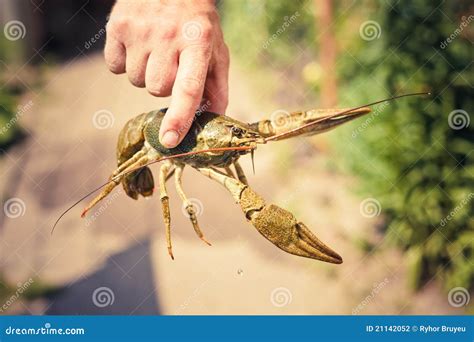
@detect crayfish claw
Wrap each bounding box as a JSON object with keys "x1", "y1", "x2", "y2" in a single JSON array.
[
  {"x1": 293, "y1": 222, "x2": 342, "y2": 264},
  {"x1": 198, "y1": 167, "x2": 343, "y2": 264},
  {"x1": 242, "y1": 190, "x2": 343, "y2": 264}
]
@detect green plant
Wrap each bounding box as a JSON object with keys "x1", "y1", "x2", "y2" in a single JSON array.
[
  {"x1": 335, "y1": 0, "x2": 473, "y2": 291},
  {"x1": 220, "y1": 0, "x2": 315, "y2": 66},
  {"x1": 221, "y1": 0, "x2": 473, "y2": 291},
  {"x1": 0, "y1": 37, "x2": 24, "y2": 149}
]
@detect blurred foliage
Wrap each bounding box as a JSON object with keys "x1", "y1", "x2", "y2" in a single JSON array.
[
  {"x1": 221, "y1": 0, "x2": 473, "y2": 292},
  {"x1": 0, "y1": 37, "x2": 24, "y2": 150},
  {"x1": 0, "y1": 276, "x2": 58, "y2": 312},
  {"x1": 335, "y1": 0, "x2": 473, "y2": 291},
  {"x1": 220, "y1": 0, "x2": 315, "y2": 67}
]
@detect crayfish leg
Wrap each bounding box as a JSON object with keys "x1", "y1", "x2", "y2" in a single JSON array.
[
  {"x1": 81, "y1": 150, "x2": 151, "y2": 218},
  {"x1": 174, "y1": 165, "x2": 211, "y2": 246},
  {"x1": 158, "y1": 162, "x2": 174, "y2": 260},
  {"x1": 233, "y1": 160, "x2": 248, "y2": 185}
]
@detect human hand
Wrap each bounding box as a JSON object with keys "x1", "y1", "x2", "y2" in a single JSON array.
[{"x1": 105, "y1": 0, "x2": 229, "y2": 147}]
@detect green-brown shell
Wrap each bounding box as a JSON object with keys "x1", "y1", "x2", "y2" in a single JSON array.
[
  {"x1": 117, "y1": 108, "x2": 256, "y2": 168},
  {"x1": 116, "y1": 110, "x2": 163, "y2": 166},
  {"x1": 143, "y1": 110, "x2": 250, "y2": 168}
]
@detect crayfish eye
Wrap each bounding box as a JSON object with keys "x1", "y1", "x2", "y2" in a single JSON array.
[{"x1": 231, "y1": 126, "x2": 245, "y2": 137}]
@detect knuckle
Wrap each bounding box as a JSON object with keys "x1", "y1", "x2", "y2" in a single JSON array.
[
  {"x1": 147, "y1": 82, "x2": 171, "y2": 97},
  {"x1": 165, "y1": 117, "x2": 189, "y2": 134},
  {"x1": 128, "y1": 73, "x2": 145, "y2": 88},
  {"x1": 158, "y1": 25, "x2": 178, "y2": 40},
  {"x1": 146, "y1": 86, "x2": 160, "y2": 96},
  {"x1": 198, "y1": 24, "x2": 213, "y2": 42},
  {"x1": 179, "y1": 77, "x2": 202, "y2": 97},
  {"x1": 136, "y1": 24, "x2": 154, "y2": 42},
  {"x1": 107, "y1": 17, "x2": 129, "y2": 34},
  {"x1": 105, "y1": 54, "x2": 124, "y2": 73},
  {"x1": 146, "y1": 70, "x2": 174, "y2": 96},
  {"x1": 107, "y1": 62, "x2": 124, "y2": 74},
  {"x1": 182, "y1": 20, "x2": 213, "y2": 43}
]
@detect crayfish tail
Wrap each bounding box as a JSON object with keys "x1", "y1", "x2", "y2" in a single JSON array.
[{"x1": 122, "y1": 167, "x2": 155, "y2": 199}]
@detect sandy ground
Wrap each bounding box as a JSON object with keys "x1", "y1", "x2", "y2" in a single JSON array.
[{"x1": 0, "y1": 53, "x2": 461, "y2": 315}]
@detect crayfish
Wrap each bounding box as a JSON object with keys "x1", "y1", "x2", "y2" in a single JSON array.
[{"x1": 53, "y1": 93, "x2": 428, "y2": 264}]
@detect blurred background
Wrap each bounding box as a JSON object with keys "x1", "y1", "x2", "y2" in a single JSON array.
[{"x1": 0, "y1": 0, "x2": 472, "y2": 315}]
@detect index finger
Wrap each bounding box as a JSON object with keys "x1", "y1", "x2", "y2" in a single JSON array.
[{"x1": 159, "y1": 45, "x2": 211, "y2": 148}]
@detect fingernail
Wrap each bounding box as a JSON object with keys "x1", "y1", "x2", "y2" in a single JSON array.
[{"x1": 161, "y1": 130, "x2": 180, "y2": 148}]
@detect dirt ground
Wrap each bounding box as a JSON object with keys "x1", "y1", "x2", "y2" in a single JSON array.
[{"x1": 0, "y1": 53, "x2": 461, "y2": 315}]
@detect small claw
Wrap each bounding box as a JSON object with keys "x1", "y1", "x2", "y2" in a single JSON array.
[
  {"x1": 185, "y1": 204, "x2": 212, "y2": 247},
  {"x1": 200, "y1": 237, "x2": 212, "y2": 246},
  {"x1": 80, "y1": 208, "x2": 88, "y2": 218},
  {"x1": 168, "y1": 247, "x2": 175, "y2": 260}
]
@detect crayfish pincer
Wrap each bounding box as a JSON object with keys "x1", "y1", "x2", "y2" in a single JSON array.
[
  {"x1": 198, "y1": 168, "x2": 342, "y2": 263},
  {"x1": 57, "y1": 93, "x2": 429, "y2": 263}
]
